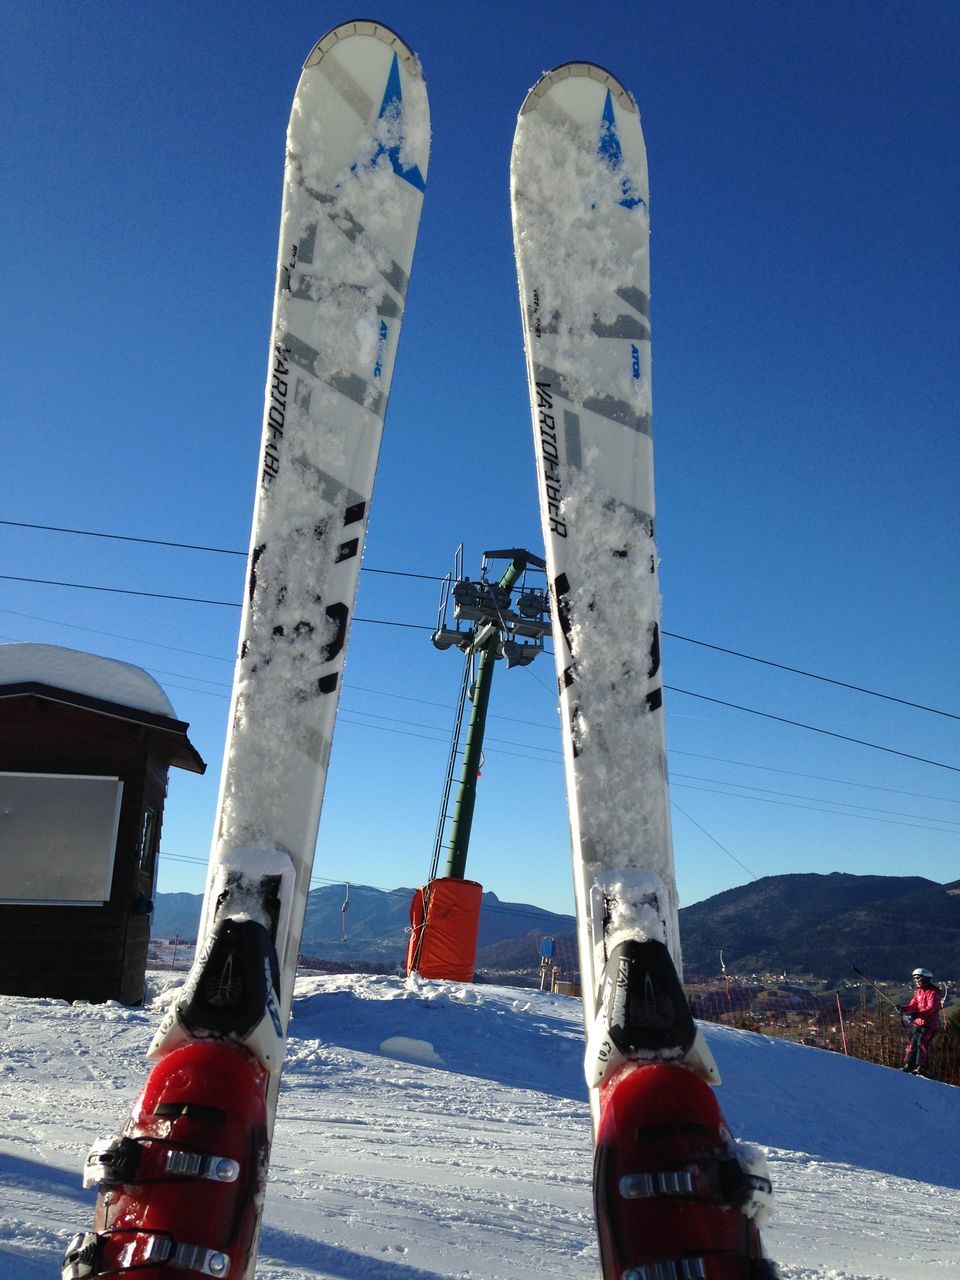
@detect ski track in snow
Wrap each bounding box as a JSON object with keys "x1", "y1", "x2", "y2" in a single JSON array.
[{"x1": 1, "y1": 973, "x2": 959, "y2": 1279}]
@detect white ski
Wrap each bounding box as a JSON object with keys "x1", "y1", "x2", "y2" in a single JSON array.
[
  {"x1": 511, "y1": 62, "x2": 716, "y2": 1114},
  {"x1": 192, "y1": 17, "x2": 429, "y2": 1052},
  {"x1": 512, "y1": 63, "x2": 776, "y2": 1280},
  {"x1": 64, "y1": 22, "x2": 428, "y2": 1280}
]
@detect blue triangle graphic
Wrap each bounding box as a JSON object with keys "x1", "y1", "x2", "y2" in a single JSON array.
[
  {"x1": 598, "y1": 90, "x2": 623, "y2": 167},
  {"x1": 379, "y1": 51, "x2": 403, "y2": 115},
  {"x1": 598, "y1": 89, "x2": 644, "y2": 210},
  {"x1": 370, "y1": 53, "x2": 426, "y2": 193}
]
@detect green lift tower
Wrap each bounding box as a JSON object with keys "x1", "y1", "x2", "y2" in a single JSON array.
[{"x1": 406, "y1": 548, "x2": 551, "y2": 979}]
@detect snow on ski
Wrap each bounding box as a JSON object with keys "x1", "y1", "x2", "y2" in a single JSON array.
[
  {"x1": 63, "y1": 21, "x2": 428, "y2": 1280},
  {"x1": 511, "y1": 65, "x2": 777, "y2": 1278}
]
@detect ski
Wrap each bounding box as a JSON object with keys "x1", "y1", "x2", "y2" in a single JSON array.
[
  {"x1": 63, "y1": 21, "x2": 428, "y2": 1280},
  {"x1": 511, "y1": 64, "x2": 776, "y2": 1278}
]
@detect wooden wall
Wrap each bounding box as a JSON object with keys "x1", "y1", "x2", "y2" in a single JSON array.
[{"x1": 0, "y1": 694, "x2": 171, "y2": 1005}]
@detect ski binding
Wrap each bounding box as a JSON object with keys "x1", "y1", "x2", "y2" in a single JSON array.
[
  {"x1": 585, "y1": 872, "x2": 720, "y2": 1089},
  {"x1": 148, "y1": 848, "x2": 296, "y2": 1072}
]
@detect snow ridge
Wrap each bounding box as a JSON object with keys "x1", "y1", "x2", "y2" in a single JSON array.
[{"x1": 5, "y1": 974, "x2": 960, "y2": 1279}]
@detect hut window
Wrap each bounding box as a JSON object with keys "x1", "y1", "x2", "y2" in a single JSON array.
[
  {"x1": 0, "y1": 772, "x2": 122, "y2": 904},
  {"x1": 139, "y1": 808, "x2": 159, "y2": 878}
]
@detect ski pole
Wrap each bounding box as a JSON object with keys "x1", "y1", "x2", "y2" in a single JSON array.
[{"x1": 849, "y1": 963, "x2": 902, "y2": 1013}]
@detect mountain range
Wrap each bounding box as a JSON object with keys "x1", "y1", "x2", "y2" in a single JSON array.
[
  {"x1": 152, "y1": 882, "x2": 575, "y2": 972},
  {"x1": 678, "y1": 872, "x2": 960, "y2": 982},
  {"x1": 152, "y1": 872, "x2": 960, "y2": 982}
]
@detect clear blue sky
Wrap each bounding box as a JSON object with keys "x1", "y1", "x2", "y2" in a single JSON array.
[{"x1": 3, "y1": 2, "x2": 958, "y2": 918}]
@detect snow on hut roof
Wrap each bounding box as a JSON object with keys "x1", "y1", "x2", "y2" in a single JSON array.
[{"x1": 0, "y1": 643, "x2": 177, "y2": 719}]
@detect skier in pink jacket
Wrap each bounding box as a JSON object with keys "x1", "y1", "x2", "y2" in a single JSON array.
[{"x1": 898, "y1": 967, "x2": 942, "y2": 1075}]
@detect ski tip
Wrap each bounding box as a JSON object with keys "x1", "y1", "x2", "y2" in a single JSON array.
[
  {"x1": 303, "y1": 19, "x2": 420, "y2": 73},
  {"x1": 518, "y1": 61, "x2": 637, "y2": 118}
]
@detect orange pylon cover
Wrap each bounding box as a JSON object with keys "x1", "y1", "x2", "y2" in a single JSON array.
[{"x1": 406, "y1": 877, "x2": 483, "y2": 981}]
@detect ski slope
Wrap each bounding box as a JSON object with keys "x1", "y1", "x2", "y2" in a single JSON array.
[{"x1": 2, "y1": 973, "x2": 958, "y2": 1279}]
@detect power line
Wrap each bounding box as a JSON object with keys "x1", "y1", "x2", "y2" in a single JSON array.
[
  {"x1": 334, "y1": 713, "x2": 449, "y2": 748},
  {"x1": 0, "y1": 606, "x2": 236, "y2": 663},
  {"x1": 158, "y1": 682, "x2": 231, "y2": 701},
  {"x1": 4, "y1": 543, "x2": 958, "y2": 723},
  {"x1": 672, "y1": 802, "x2": 760, "y2": 881},
  {"x1": 25, "y1": 527, "x2": 950, "y2": 901},
  {"x1": 6, "y1": 515, "x2": 959, "y2": 721},
  {"x1": 364, "y1": 566, "x2": 444, "y2": 583},
  {"x1": 668, "y1": 686, "x2": 960, "y2": 776},
  {"x1": 5, "y1": 603, "x2": 952, "y2": 807},
  {"x1": 336, "y1": 712, "x2": 560, "y2": 765},
  {"x1": 673, "y1": 780, "x2": 960, "y2": 835},
  {"x1": 4, "y1": 577, "x2": 958, "y2": 772},
  {"x1": 0, "y1": 574, "x2": 238, "y2": 607},
  {"x1": 170, "y1": 682, "x2": 953, "y2": 825},
  {"x1": 354, "y1": 616, "x2": 432, "y2": 631},
  {"x1": 0, "y1": 575, "x2": 438, "y2": 629},
  {"x1": 340, "y1": 705, "x2": 562, "y2": 759},
  {"x1": 170, "y1": 675, "x2": 960, "y2": 820},
  {"x1": 149, "y1": 671, "x2": 230, "y2": 691},
  {"x1": 664, "y1": 629, "x2": 960, "y2": 723},
  {"x1": 346, "y1": 681, "x2": 559, "y2": 732},
  {"x1": 0, "y1": 519, "x2": 443, "y2": 581},
  {"x1": 323, "y1": 700, "x2": 960, "y2": 821},
  {"x1": 0, "y1": 610, "x2": 554, "y2": 726},
  {"x1": 5, "y1": 568, "x2": 959, "y2": 774},
  {"x1": 672, "y1": 749, "x2": 960, "y2": 808},
  {"x1": 671, "y1": 772, "x2": 960, "y2": 830},
  {"x1": 0, "y1": 519, "x2": 246, "y2": 557}
]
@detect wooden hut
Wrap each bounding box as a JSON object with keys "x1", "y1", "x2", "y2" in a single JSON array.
[{"x1": 0, "y1": 643, "x2": 205, "y2": 1005}]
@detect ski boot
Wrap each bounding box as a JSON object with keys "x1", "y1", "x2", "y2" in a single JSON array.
[
  {"x1": 62, "y1": 1041, "x2": 269, "y2": 1278},
  {"x1": 594, "y1": 1062, "x2": 777, "y2": 1280}
]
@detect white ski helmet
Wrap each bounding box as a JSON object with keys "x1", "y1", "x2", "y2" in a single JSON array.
[{"x1": 912, "y1": 967, "x2": 934, "y2": 979}]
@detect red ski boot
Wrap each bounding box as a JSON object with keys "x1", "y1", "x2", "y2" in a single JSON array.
[
  {"x1": 594, "y1": 1062, "x2": 776, "y2": 1280},
  {"x1": 62, "y1": 1041, "x2": 269, "y2": 1278}
]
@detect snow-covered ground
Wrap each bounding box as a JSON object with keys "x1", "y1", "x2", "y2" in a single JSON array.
[{"x1": 2, "y1": 973, "x2": 958, "y2": 1279}]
